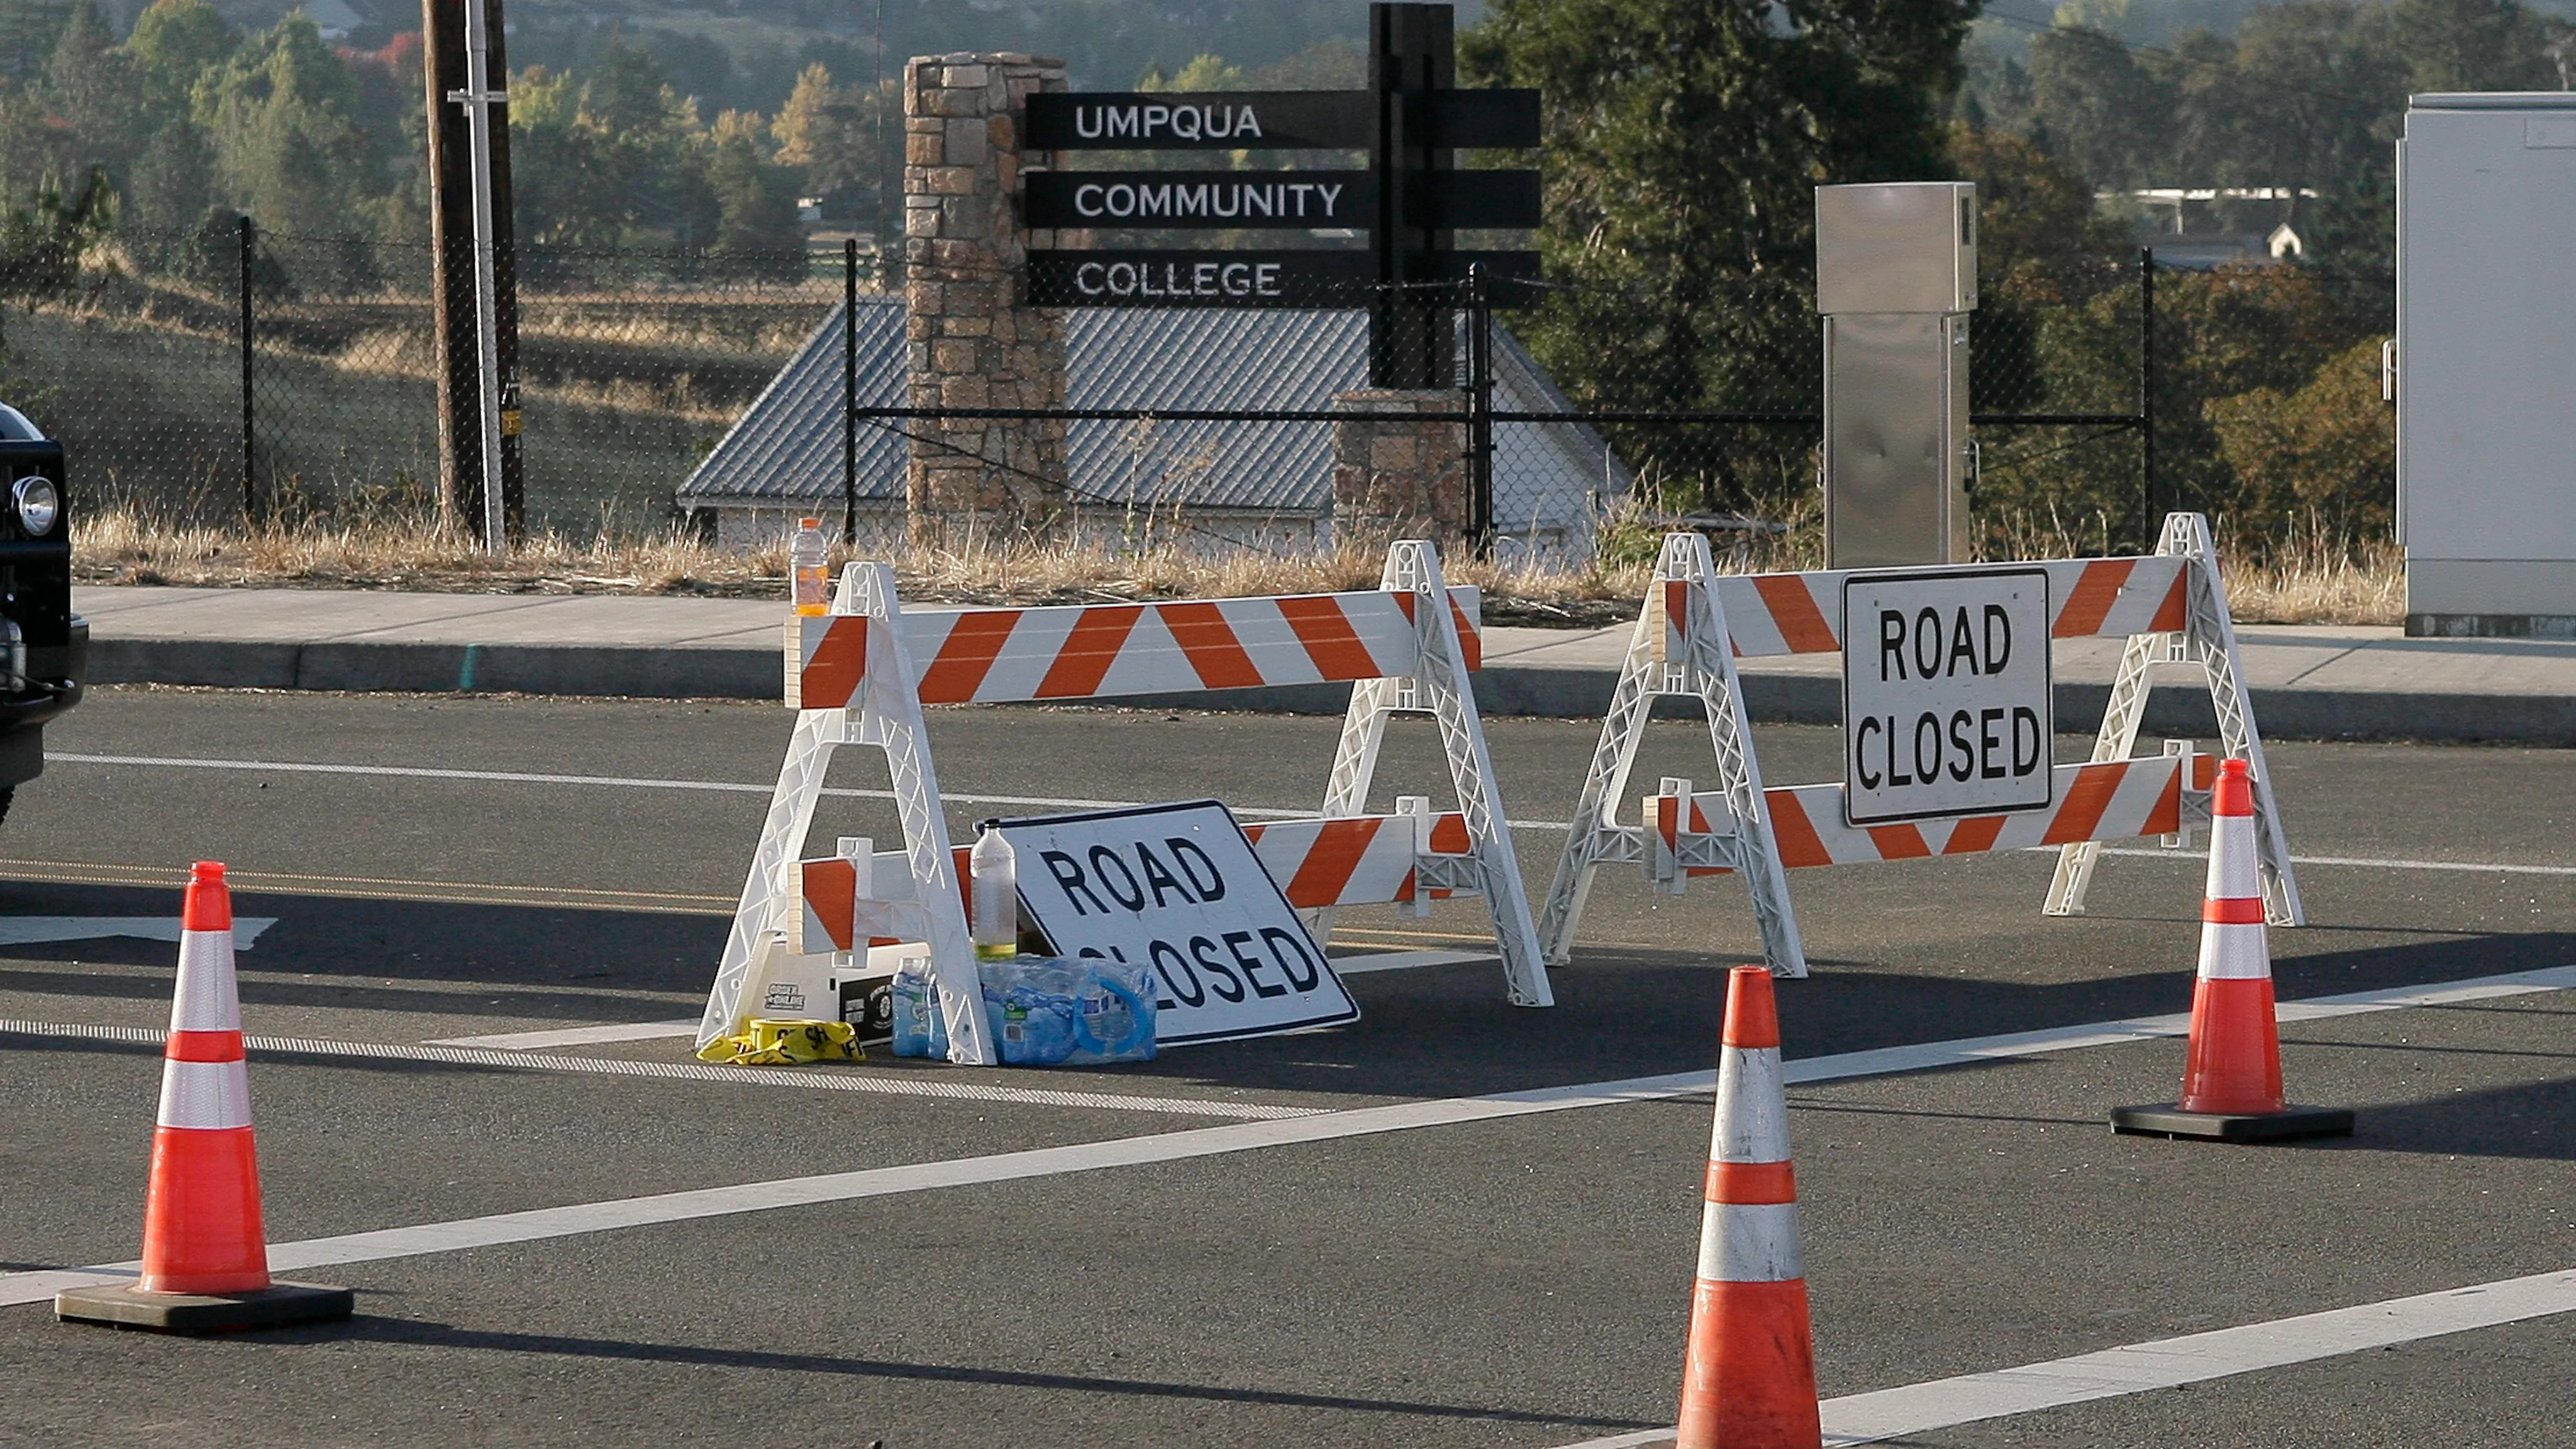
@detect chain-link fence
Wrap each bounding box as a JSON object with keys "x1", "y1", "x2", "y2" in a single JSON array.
[
  {"x1": 6, "y1": 221, "x2": 845, "y2": 535},
  {"x1": 1, "y1": 225, "x2": 2392, "y2": 564}
]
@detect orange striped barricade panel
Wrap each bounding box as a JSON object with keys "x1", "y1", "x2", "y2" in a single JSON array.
[
  {"x1": 1539, "y1": 513, "x2": 2301, "y2": 975},
  {"x1": 706, "y1": 540, "x2": 1552, "y2": 1062},
  {"x1": 1703, "y1": 555, "x2": 2189, "y2": 658},
  {"x1": 787, "y1": 587, "x2": 1484, "y2": 711},
  {"x1": 1646, "y1": 750, "x2": 2222, "y2": 879},
  {"x1": 1241, "y1": 799, "x2": 1477, "y2": 915}
]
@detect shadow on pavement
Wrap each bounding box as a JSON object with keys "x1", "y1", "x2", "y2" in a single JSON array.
[{"x1": 299, "y1": 1318, "x2": 1666, "y2": 1432}]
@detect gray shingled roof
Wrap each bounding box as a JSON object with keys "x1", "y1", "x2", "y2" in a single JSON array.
[{"x1": 679, "y1": 299, "x2": 1629, "y2": 527}]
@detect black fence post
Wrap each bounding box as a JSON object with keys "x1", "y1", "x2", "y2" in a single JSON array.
[
  {"x1": 239, "y1": 214, "x2": 255, "y2": 525},
  {"x1": 2140, "y1": 245, "x2": 2157, "y2": 543},
  {"x1": 843, "y1": 237, "x2": 859, "y2": 545},
  {"x1": 1465, "y1": 265, "x2": 1494, "y2": 558}
]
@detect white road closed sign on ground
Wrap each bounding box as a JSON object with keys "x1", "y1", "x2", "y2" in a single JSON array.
[
  {"x1": 1842, "y1": 567, "x2": 2053, "y2": 826},
  {"x1": 997, "y1": 801, "x2": 1360, "y2": 1046}
]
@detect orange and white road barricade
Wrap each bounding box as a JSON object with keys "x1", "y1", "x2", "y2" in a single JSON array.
[
  {"x1": 1674, "y1": 964, "x2": 1821, "y2": 1449},
  {"x1": 2112, "y1": 758, "x2": 2353, "y2": 1142},
  {"x1": 1541, "y1": 513, "x2": 2304, "y2": 975},
  {"x1": 55, "y1": 862, "x2": 353, "y2": 1332},
  {"x1": 699, "y1": 540, "x2": 1549, "y2": 1065}
]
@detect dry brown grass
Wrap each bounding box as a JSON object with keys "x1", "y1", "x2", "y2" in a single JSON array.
[
  {"x1": 2218, "y1": 529, "x2": 2404, "y2": 626},
  {"x1": 69, "y1": 506, "x2": 2401, "y2": 627}
]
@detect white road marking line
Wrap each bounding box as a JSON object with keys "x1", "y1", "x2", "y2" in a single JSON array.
[
  {"x1": 0, "y1": 916, "x2": 277, "y2": 948},
  {"x1": 2091, "y1": 844, "x2": 2576, "y2": 877},
  {"x1": 10, "y1": 963, "x2": 2568, "y2": 1314},
  {"x1": 0, "y1": 1020, "x2": 1319, "y2": 1121},
  {"x1": 1330, "y1": 948, "x2": 1497, "y2": 975},
  {"x1": 45, "y1": 752, "x2": 1311, "y2": 821},
  {"x1": 0, "y1": 1069, "x2": 1704, "y2": 1308},
  {"x1": 1549, "y1": 1267, "x2": 2576, "y2": 1449},
  {"x1": 52, "y1": 753, "x2": 2575, "y2": 875},
  {"x1": 425, "y1": 1019, "x2": 701, "y2": 1049},
  {"x1": 43, "y1": 752, "x2": 1528, "y2": 827}
]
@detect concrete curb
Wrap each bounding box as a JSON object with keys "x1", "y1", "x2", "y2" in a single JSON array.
[{"x1": 87, "y1": 636, "x2": 2574, "y2": 745}]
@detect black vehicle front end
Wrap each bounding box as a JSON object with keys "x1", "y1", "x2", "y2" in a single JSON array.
[{"x1": 0, "y1": 401, "x2": 86, "y2": 808}]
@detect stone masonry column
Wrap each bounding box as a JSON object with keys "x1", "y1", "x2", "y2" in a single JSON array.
[
  {"x1": 903, "y1": 53, "x2": 1070, "y2": 544},
  {"x1": 1330, "y1": 389, "x2": 1471, "y2": 550}
]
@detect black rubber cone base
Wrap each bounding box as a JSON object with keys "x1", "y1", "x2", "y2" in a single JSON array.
[
  {"x1": 56, "y1": 1280, "x2": 353, "y2": 1333},
  {"x1": 2112, "y1": 1103, "x2": 2355, "y2": 1143}
]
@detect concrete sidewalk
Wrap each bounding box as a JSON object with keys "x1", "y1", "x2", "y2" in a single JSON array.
[{"x1": 75, "y1": 583, "x2": 2576, "y2": 744}]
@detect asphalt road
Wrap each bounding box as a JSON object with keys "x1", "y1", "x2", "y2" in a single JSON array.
[{"x1": 1, "y1": 686, "x2": 2572, "y2": 1447}]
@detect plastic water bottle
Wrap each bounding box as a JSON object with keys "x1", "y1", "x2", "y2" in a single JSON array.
[
  {"x1": 970, "y1": 820, "x2": 1018, "y2": 963},
  {"x1": 889, "y1": 962, "x2": 946, "y2": 1058},
  {"x1": 790, "y1": 516, "x2": 830, "y2": 616}
]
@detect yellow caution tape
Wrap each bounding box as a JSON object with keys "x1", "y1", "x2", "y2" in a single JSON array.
[{"x1": 694, "y1": 1018, "x2": 862, "y2": 1065}]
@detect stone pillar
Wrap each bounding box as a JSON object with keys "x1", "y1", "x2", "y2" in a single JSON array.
[
  {"x1": 1330, "y1": 390, "x2": 1471, "y2": 549},
  {"x1": 902, "y1": 53, "x2": 1070, "y2": 544}
]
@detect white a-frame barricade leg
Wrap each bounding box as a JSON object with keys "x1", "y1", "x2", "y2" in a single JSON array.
[
  {"x1": 1539, "y1": 513, "x2": 2302, "y2": 972},
  {"x1": 2046, "y1": 511, "x2": 2304, "y2": 925},
  {"x1": 1537, "y1": 532, "x2": 1806, "y2": 977},
  {"x1": 696, "y1": 562, "x2": 994, "y2": 1065},
  {"x1": 1311, "y1": 540, "x2": 1553, "y2": 1006},
  {"x1": 701, "y1": 541, "x2": 1552, "y2": 1063}
]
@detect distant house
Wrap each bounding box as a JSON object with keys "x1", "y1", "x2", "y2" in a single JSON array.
[
  {"x1": 676, "y1": 299, "x2": 1632, "y2": 561},
  {"x1": 2107, "y1": 187, "x2": 2319, "y2": 269}
]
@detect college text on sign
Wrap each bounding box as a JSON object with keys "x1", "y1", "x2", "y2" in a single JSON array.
[
  {"x1": 997, "y1": 801, "x2": 1359, "y2": 1046},
  {"x1": 1841, "y1": 567, "x2": 2053, "y2": 826},
  {"x1": 1023, "y1": 250, "x2": 1541, "y2": 309}
]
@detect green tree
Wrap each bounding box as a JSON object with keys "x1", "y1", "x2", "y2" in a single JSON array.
[
  {"x1": 42, "y1": 2, "x2": 139, "y2": 181},
  {"x1": 0, "y1": 166, "x2": 112, "y2": 376},
  {"x1": 126, "y1": 0, "x2": 236, "y2": 125},
  {"x1": 125, "y1": 118, "x2": 215, "y2": 237},
  {"x1": 1462, "y1": 0, "x2": 1977, "y2": 516},
  {"x1": 2026, "y1": 25, "x2": 2170, "y2": 186},
  {"x1": 704, "y1": 112, "x2": 804, "y2": 269},
  {"x1": 2390, "y1": 0, "x2": 2558, "y2": 88},
  {"x1": 770, "y1": 61, "x2": 894, "y2": 229},
  {"x1": 192, "y1": 13, "x2": 380, "y2": 241},
  {"x1": 2207, "y1": 336, "x2": 2392, "y2": 533},
  {"x1": 509, "y1": 40, "x2": 712, "y2": 247}
]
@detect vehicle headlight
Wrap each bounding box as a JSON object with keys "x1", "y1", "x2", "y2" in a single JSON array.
[{"x1": 13, "y1": 475, "x2": 57, "y2": 536}]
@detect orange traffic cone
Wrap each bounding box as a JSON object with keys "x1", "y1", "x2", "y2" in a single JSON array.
[
  {"x1": 2112, "y1": 760, "x2": 2353, "y2": 1143},
  {"x1": 1674, "y1": 965, "x2": 1821, "y2": 1449},
  {"x1": 57, "y1": 862, "x2": 353, "y2": 1332}
]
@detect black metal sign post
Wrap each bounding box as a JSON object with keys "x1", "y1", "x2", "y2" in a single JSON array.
[
  {"x1": 1016, "y1": 0, "x2": 1540, "y2": 374},
  {"x1": 1370, "y1": 1, "x2": 1449, "y2": 387}
]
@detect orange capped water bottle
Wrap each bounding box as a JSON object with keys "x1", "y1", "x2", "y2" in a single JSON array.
[{"x1": 791, "y1": 517, "x2": 830, "y2": 616}]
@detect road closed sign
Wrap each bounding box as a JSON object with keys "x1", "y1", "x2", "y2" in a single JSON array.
[
  {"x1": 1841, "y1": 567, "x2": 2053, "y2": 826},
  {"x1": 996, "y1": 801, "x2": 1360, "y2": 1046}
]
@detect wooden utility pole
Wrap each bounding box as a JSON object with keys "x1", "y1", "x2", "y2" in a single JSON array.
[{"x1": 421, "y1": 0, "x2": 523, "y2": 541}]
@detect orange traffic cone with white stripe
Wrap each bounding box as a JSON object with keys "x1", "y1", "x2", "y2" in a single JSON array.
[
  {"x1": 2112, "y1": 760, "x2": 2353, "y2": 1143},
  {"x1": 57, "y1": 862, "x2": 353, "y2": 1331},
  {"x1": 1674, "y1": 965, "x2": 1821, "y2": 1449}
]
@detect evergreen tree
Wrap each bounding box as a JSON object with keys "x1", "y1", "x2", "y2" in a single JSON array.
[
  {"x1": 43, "y1": 2, "x2": 139, "y2": 182},
  {"x1": 192, "y1": 13, "x2": 380, "y2": 247},
  {"x1": 126, "y1": 0, "x2": 236, "y2": 126},
  {"x1": 1461, "y1": 0, "x2": 1977, "y2": 516}
]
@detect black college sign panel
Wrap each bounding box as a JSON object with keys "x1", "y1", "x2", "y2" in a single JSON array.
[{"x1": 1024, "y1": 250, "x2": 1541, "y2": 308}]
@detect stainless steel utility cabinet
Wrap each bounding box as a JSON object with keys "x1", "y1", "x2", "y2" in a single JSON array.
[
  {"x1": 1816, "y1": 182, "x2": 1977, "y2": 569},
  {"x1": 2397, "y1": 94, "x2": 2576, "y2": 637}
]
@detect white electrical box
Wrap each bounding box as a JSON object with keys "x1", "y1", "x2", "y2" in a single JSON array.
[
  {"x1": 1815, "y1": 182, "x2": 1977, "y2": 316},
  {"x1": 2397, "y1": 93, "x2": 2576, "y2": 635}
]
